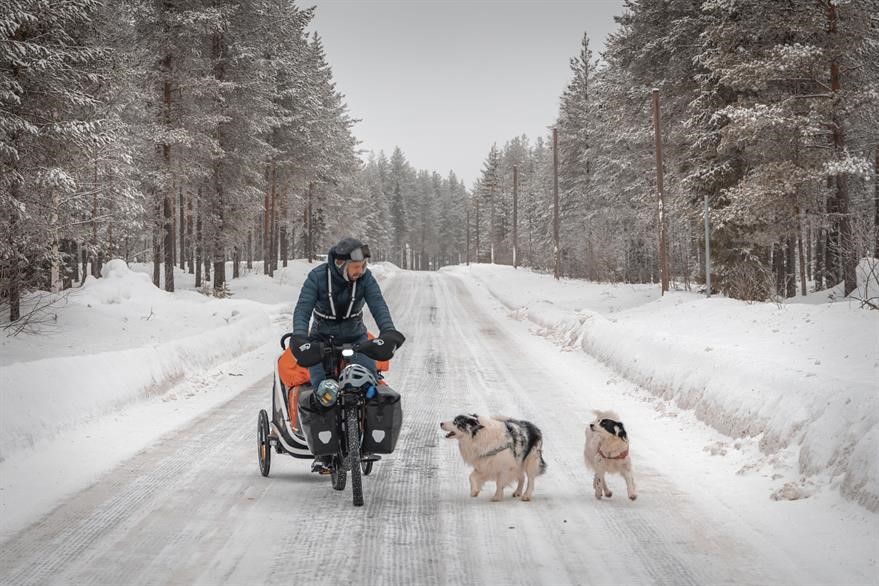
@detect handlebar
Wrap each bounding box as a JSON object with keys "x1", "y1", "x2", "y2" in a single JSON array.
[
  {"x1": 280, "y1": 333, "x2": 294, "y2": 350},
  {"x1": 280, "y1": 333, "x2": 395, "y2": 362}
]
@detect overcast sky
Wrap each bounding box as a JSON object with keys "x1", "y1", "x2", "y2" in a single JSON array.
[{"x1": 306, "y1": 0, "x2": 626, "y2": 187}]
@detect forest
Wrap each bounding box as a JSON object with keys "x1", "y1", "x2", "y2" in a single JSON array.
[{"x1": 2, "y1": 0, "x2": 877, "y2": 325}]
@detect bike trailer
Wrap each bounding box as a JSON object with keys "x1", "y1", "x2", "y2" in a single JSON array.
[{"x1": 362, "y1": 384, "x2": 403, "y2": 454}]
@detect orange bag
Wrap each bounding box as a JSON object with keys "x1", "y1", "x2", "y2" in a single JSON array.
[
  {"x1": 288, "y1": 385, "x2": 301, "y2": 431},
  {"x1": 278, "y1": 348, "x2": 310, "y2": 388}
]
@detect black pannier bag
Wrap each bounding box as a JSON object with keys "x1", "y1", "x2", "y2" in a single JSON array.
[
  {"x1": 297, "y1": 389, "x2": 341, "y2": 456},
  {"x1": 362, "y1": 385, "x2": 403, "y2": 454}
]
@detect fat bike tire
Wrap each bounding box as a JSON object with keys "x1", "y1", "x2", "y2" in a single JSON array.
[{"x1": 347, "y1": 407, "x2": 364, "y2": 507}]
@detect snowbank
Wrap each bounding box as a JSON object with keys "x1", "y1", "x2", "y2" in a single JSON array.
[
  {"x1": 444, "y1": 263, "x2": 879, "y2": 511},
  {"x1": 0, "y1": 260, "x2": 293, "y2": 461}
]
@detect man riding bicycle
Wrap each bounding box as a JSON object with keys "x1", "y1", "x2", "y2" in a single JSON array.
[{"x1": 290, "y1": 236, "x2": 405, "y2": 473}]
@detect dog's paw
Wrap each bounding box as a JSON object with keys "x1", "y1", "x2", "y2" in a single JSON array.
[
  {"x1": 512, "y1": 490, "x2": 522, "y2": 498},
  {"x1": 629, "y1": 493, "x2": 638, "y2": 501},
  {"x1": 521, "y1": 495, "x2": 531, "y2": 502},
  {"x1": 594, "y1": 491, "x2": 603, "y2": 500},
  {"x1": 470, "y1": 491, "x2": 479, "y2": 498}
]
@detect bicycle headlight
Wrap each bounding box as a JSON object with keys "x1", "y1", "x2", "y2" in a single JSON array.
[{"x1": 316, "y1": 379, "x2": 340, "y2": 407}]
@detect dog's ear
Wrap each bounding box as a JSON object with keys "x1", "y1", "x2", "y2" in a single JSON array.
[
  {"x1": 599, "y1": 418, "x2": 627, "y2": 441},
  {"x1": 453, "y1": 415, "x2": 474, "y2": 430},
  {"x1": 471, "y1": 424, "x2": 485, "y2": 436},
  {"x1": 454, "y1": 414, "x2": 481, "y2": 432}
]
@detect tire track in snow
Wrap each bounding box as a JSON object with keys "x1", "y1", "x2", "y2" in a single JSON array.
[
  {"x1": 357, "y1": 272, "x2": 445, "y2": 584},
  {"x1": 438, "y1": 274, "x2": 598, "y2": 585},
  {"x1": 432, "y1": 272, "x2": 548, "y2": 586}
]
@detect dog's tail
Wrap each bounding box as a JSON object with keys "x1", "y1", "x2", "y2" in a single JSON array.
[{"x1": 532, "y1": 439, "x2": 547, "y2": 476}]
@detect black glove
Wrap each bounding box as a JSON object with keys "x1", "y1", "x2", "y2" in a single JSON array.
[
  {"x1": 379, "y1": 329, "x2": 405, "y2": 350},
  {"x1": 290, "y1": 335, "x2": 324, "y2": 367}
]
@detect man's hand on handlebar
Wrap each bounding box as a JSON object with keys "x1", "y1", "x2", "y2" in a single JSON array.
[
  {"x1": 290, "y1": 334, "x2": 324, "y2": 367},
  {"x1": 356, "y1": 329, "x2": 405, "y2": 361},
  {"x1": 378, "y1": 329, "x2": 405, "y2": 349}
]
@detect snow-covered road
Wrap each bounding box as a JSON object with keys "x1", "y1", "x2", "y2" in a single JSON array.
[{"x1": 0, "y1": 271, "x2": 873, "y2": 585}]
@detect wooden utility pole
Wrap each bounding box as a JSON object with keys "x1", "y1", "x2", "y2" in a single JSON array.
[
  {"x1": 163, "y1": 185, "x2": 174, "y2": 291},
  {"x1": 825, "y1": 0, "x2": 855, "y2": 295},
  {"x1": 195, "y1": 188, "x2": 202, "y2": 287},
  {"x1": 161, "y1": 59, "x2": 174, "y2": 292},
  {"x1": 269, "y1": 162, "x2": 278, "y2": 275},
  {"x1": 704, "y1": 192, "x2": 711, "y2": 298},
  {"x1": 179, "y1": 187, "x2": 185, "y2": 270},
  {"x1": 186, "y1": 193, "x2": 193, "y2": 273},
  {"x1": 49, "y1": 189, "x2": 60, "y2": 292},
  {"x1": 489, "y1": 184, "x2": 495, "y2": 265},
  {"x1": 94, "y1": 161, "x2": 103, "y2": 280},
  {"x1": 263, "y1": 164, "x2": 271, "y2": 274},
  {"x1": 280, "y1": 182, "x2": 289, "y2": 268},
  {"x1": 797, "y1": 205, "x2": 808, "y2": 296},
  {"x1": 247, "y1": 229, "x2": 253, "y2": 269},
  {"x1": 513, "y1": 164, "x2": 519, "y2": 269},
  {"x1": 874, "y1": 146, "x2": 878, "y2": 258},
  {"x1": 465, "y1": 205, "x2": 470, "y2": 266},
  {"x1": 652, "y1": 89, "x2": 669, "y2": 294},
  {"x1": 170, "y1": 186, "x2": 177, "y2": 269},
  {"x1": 306, "y1": 182, "x2": 314, "y2": 263},
  {"x1": 553, "y1": 127, "x2": 560, "y2": 280}
]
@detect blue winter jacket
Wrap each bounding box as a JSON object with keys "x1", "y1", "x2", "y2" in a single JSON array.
[{"x1": 292, "y1": 248, "x2": 395, "y2": 341}]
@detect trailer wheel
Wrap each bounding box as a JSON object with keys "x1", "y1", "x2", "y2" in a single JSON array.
[{"x1": 257, "y1": 410, "x2": 272, "y2": 477}]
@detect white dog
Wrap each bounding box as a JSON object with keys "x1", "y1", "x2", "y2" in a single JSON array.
[
  {"x1": 584, "y1": 410, "x2": 637, "y2": 501},
  {"x1": 440, "y1": 414, "x2": 546, "y2": 501}
]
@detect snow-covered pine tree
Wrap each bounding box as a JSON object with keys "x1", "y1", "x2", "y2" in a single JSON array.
[
  {"x1": 691, "y1": 0, "x2": 875, "y2": 299},
  {"x1": 293, "y1": 32, "x2": 359, "y2": 259},
  {"x1": 477, "y1": 144, "x2": 501, "y2": 264},
  {"x1": 817, "y1": 0, "x2": 876, "y2": 296},
  {"x1": 601, "y1": 0, "x2": 705, "y2": 286},
  {"x1": 1, "y1": 0, "x2": 113, "y2": 321},
  {"x1": 388, "y1": 146, "x2": 414, "y2": 265},
  {"x1": 435, "y1": 170, "x2": 466, "y2": 267},
  {"x1": 263, "y1": 3, "x2": 317, "y2": 274},
  {"x1": 557, "y1": 32, "x2": 594, "y2": 277},
  {"x1": 353, "y1": 152, "x2": 393, "y2": 261}
]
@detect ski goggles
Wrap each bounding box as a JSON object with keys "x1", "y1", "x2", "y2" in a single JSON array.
[{"x1": 348, "y1": 244, "x2": 370, "y2": 262}]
